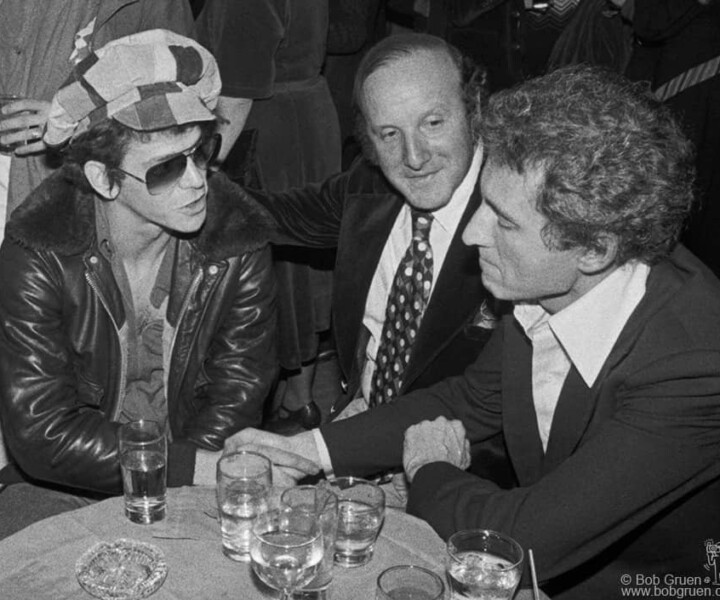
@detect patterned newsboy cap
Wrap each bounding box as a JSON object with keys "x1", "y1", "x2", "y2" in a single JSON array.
[{"x1": 45, "y1": 29, "x2": 221, "y2": 146}]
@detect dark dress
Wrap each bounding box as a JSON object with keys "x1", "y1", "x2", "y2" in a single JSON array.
[{"x1": 198, "y1": 0, "x2": 341, "y2": 369}]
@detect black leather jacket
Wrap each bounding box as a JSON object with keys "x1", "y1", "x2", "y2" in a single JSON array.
[{"x1": 0, "y1": 171, "x2": 278, "y2": 495}]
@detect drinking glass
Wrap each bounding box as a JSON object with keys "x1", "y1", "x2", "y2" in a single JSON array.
[
  {"x1": 216, "y1": 450, "x2": 272, "y2": 561},
  {"x1": 118, "y1": 420, "x2": 167, "y2": 524},
  {"x1": 445, "y1": 529, "x2": 524, "y2": 600},
  {"x1": 328, "y1": 476, "x2": 385, "y2": 568},
  {"x1": 281, "y1": 485, "x2": 339, "y2": 599},
  {"x1": 250, "y1": 507, "x2": 325, "y2": 600},
  {"x1": 376, "y1": 565, "x2": 445, "y2": 600}
]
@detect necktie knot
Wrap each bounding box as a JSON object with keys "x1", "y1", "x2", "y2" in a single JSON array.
[{"x1": 411, "y1": 210, "x2": 433, "y2": 243}]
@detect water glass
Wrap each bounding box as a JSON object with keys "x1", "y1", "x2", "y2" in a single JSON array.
[
  {"x1": 376, "y1": 565, "x2": 445, "y2": 600},
  {"x1": 281, "y1": 485, "x2": 339, "y2": 599},
  {"x1": 216, "y1": 450, "x2": 272, "y2": 561},
  {"x1": 328, "y1": 477, "x2": 385, "y2": 568},
  {"x1": 250, "y1": 507, "x2": 325, "y2": 600},
  {"x1": 118, "y1": 420, "x2": 167, "y2": 524},
  {"x1": 446, "y1": 529, "x2": 524, "y2": 600}
]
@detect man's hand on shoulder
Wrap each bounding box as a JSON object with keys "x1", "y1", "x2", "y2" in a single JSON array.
[
  {"x1": 403, "y1": 417, "x2": 471, "y2": 482},
  {"x1": 224, "y1": 428, "x2": 322, "y2": 487}
]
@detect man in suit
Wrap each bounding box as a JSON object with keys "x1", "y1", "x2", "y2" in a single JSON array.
[
  {"x1": 228, "y1": 64, "x2": 720, "y2": 599},
  {"x1": 247, "y1": 33, "x2": 498, "y2": 437}
]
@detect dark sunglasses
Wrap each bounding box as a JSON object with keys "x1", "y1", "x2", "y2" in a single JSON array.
[{"x1": 117, "y1": 133, "x2": 221, "y2": 195}]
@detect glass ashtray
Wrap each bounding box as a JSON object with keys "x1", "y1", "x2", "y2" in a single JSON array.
[{"x1": 75, "y1": 538, "x2": 168, "y2": 600}]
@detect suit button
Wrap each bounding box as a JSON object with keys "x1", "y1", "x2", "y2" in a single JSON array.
[
  {"x1": 89, "y1": 256, "x2": 98, "y2": 264},
  {"x1": 208, "y1": 265, "x2": 219, "y2": 275}
]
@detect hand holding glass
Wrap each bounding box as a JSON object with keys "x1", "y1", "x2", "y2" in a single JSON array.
[
  {"x1": 216, "y1": 450, "x2": 272, "y2": 561},
  {"x1": 118, "y1": 420, "x2": 167, "y2": 524},
  {"x1": 250, "y1": 507, "x2": 324, "y2": 600},
  {"x1": 446, "y1": 529, "x2": 523, "y2": 600},
  {"x1": 0, "y1": 96, "x2": 26, "y2": 154}
]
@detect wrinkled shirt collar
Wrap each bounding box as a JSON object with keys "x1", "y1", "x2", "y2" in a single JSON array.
[{"x1": 515, "y1": 261, "x2": 650, "y2": 387}]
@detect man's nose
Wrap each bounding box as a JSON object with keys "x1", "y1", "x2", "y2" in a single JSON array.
[
  {"x1": 402, "y1": 133, "x2": 430, "y2": 171},
  {"x1": 180, "y1": 156, "x2": 206, "y2": 189},
  {"x1": 462, "y1": 203, "x2": 492, "y2": 247}
]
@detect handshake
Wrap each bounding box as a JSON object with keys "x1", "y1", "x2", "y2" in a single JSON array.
[
  {"x1": 210, "y1": 416, "x2": 472, "y2": 489},
  {"x1": 223, "y1": 428, "x2": 323, "y2": 488}
]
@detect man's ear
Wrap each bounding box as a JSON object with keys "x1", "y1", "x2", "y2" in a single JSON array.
[
  {"x1": 578, "y1": 233, "x2": 619, "y2": 275},
  {"x1": 83, "y1": 161, "x2": 119, "y2": 200}
]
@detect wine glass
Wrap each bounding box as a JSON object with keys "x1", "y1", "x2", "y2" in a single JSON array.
[{"x1": 250, "y1": 507, "x2": 324, "y2": 600}]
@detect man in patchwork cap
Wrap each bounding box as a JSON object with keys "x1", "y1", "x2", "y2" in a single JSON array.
[{"x1": 0, "y1": 29, "x2": 290, "y2": 538}]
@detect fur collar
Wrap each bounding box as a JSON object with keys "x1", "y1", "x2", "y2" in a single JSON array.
[{"x1": 6, "y1": 169, "x2": 276, "y2": 260}]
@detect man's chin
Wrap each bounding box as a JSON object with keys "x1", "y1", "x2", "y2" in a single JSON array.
[
  {"x1": 403, "y1": 190, "x2": 453, "y2": 212},
  {"x1": 480, "y1": 274, "x2": 511, "y2": 301},
  {"x1": 172, "y1": 210, "x2": 207, "y2": 235}
]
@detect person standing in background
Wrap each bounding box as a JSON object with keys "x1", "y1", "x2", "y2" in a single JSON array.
[
  {"x1": 621, "y1": 0, "x2": 720, "y2": 278},
  {"x1": 325, "y1": 0, "x2": 386, "y2": 169},
  {"x1": 0, "y1": 0, "x2": 195, "y2": 245},
  {"x1": 197, "y1": 0, "x2": 342, "y2": 431}
]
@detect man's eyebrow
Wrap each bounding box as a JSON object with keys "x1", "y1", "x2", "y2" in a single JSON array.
[
  {"x1": 373, "y1": 105, "x2": 449, "y2": 130},
  {"x1": 149, "y1": 135, "x2": 203, "y2": 165}
]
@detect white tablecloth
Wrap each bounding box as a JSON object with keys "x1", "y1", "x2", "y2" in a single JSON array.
[{"x1": 0, "y1": 485, "x2": 547, "y2": 599}]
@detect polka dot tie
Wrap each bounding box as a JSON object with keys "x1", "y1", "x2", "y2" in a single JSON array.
[{"x1": 369, "y1": 210, "x2": 434, "y2": 407}]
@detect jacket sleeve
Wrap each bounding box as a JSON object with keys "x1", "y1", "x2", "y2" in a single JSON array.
[
  {"x1": 320, "y1": 323, "x2": 505, "y2": 476},
  {"x1": 175, "y1": 246, "x2": 278, "y2": 456},
  {"x1": 407, "y1": 344, "x2": 720, "y2": 586},
  {"x1": 244, "y1": 168, "x2": 353, "y2": 249},
  {"x1": 0, "y1": 242, "x2": 125, "y2": 494}
]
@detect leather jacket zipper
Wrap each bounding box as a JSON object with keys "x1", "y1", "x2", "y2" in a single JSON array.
[
  {"x1": 84, "y1": 270, "x2": 128, "y2": 422},
  {"x1": 166, "y1": 268, "x2": 205, "y2": 401}
]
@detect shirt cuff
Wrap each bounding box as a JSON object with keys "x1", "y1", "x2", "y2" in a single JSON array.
[{"x1": 312, "y1": 428, "x2": 335, "y2": 479}]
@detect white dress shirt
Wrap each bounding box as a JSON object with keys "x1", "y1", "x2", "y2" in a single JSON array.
[
  {"x1": 358, "y1": 146, "x2": 484, "y2": 404},
  {"x1": 315, "y1": 147, "x2": 482, "y2": 472},
  {"x1": 315, "y1": 260, "x2": 650, "y2": 473},
  {"x1": 514, "y1": 261, "x2": 650, "y2": 450}
]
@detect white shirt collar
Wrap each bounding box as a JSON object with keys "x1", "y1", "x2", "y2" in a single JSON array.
[
  {"x1": 515, "y1": 261, "x2": 650, "y2": 387},
  {"x1": 429, "y1": 145, "x2": 482, "y2": 234}
]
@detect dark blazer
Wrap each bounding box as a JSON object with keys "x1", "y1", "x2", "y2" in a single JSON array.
[
  {"x1": 321, "y1": 246, "x2": 720, "y2": 599},
  {"x1": 248, "y1": 157, "x2": 495, "y2": 414}
]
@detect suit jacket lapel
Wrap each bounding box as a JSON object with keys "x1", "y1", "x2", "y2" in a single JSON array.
[
  {"x1": 502, "y1": 317, "x2": 546, "y2": 485},
  {"x1": 542, "y1": 367, "x2": 594, "y2": 474},
  {"x1": 334, "y1": 192, "x2": 403, "y2": 377},
  {"x1": 401, "y1": 186, "x2": 484, "y2": 391},
  {"x1": 540, "y1": 257, "x2": 683, "y2": 471},
  {"x1": 502, "y1": 316, "x2": 595, "y2": 483}
]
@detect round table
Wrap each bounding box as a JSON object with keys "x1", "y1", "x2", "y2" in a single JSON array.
[{"x1": 0, "y1": 485, "x2": 547, "y2": 599}]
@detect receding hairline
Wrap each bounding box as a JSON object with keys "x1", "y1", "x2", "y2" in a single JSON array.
[{"x1": 356, "y1": 46, "x2": 463, "y2": 115}]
